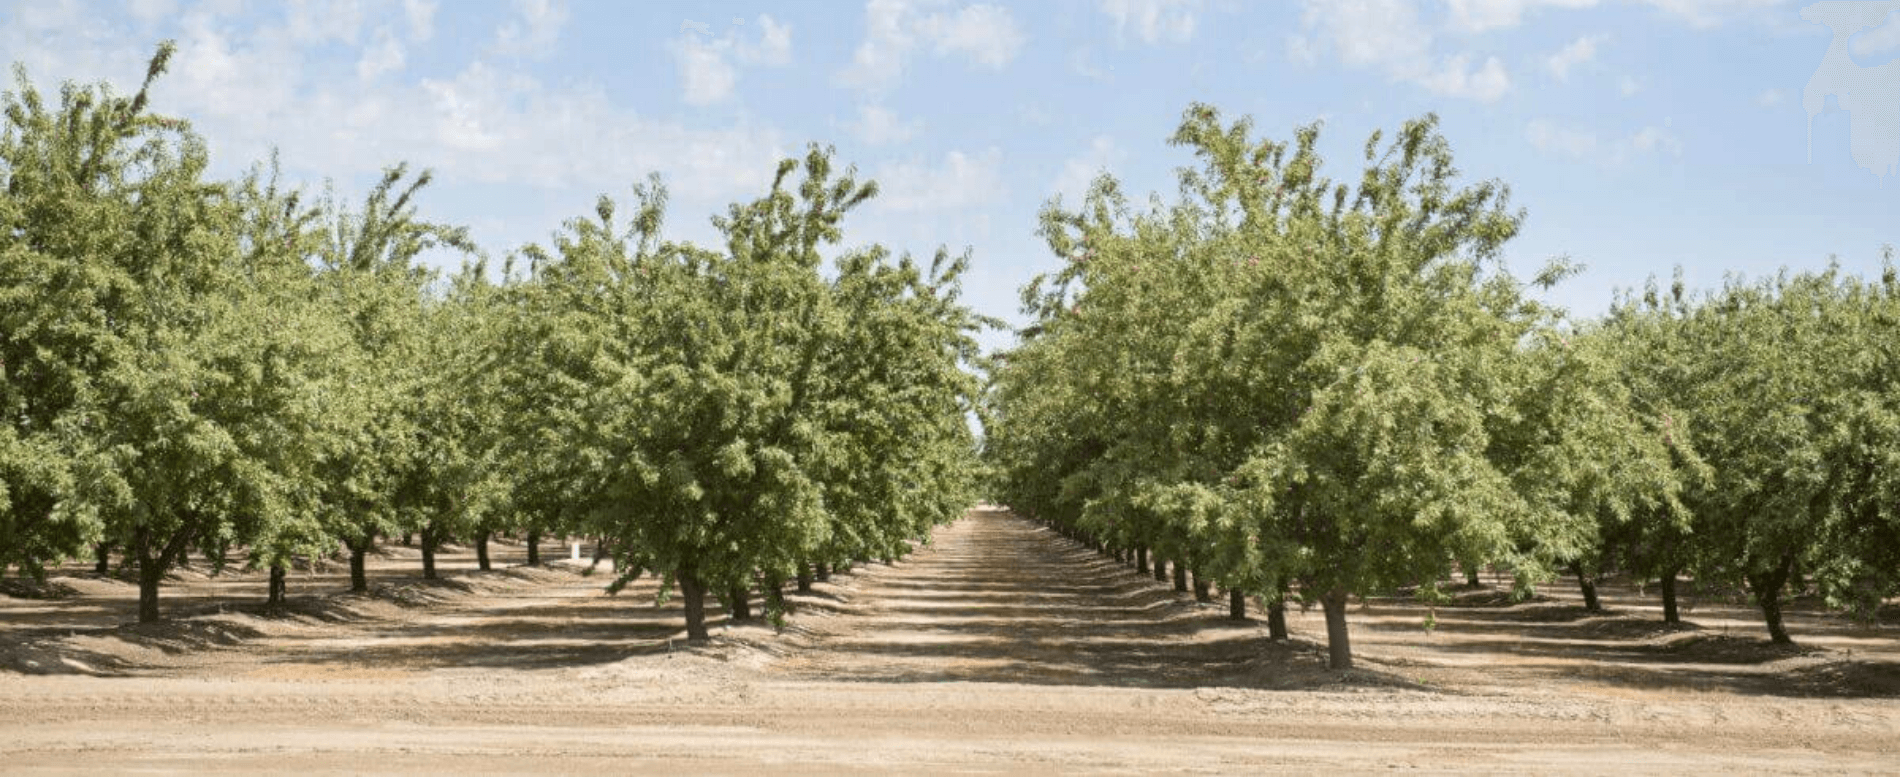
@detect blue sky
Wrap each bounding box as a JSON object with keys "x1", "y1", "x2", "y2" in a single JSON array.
[{"x1": 4, "y1": 0, "x2": 1896, "y2": 353}]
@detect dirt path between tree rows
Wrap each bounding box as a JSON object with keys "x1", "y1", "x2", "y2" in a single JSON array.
[{"x1": 3, "y1": 507, "x2": 1897, "y2": 773}]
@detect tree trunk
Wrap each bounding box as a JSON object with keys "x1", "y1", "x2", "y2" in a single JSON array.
[
  {"x1": 525, "y1": 528, "x2": 540, "y2": 566},
  {"x1": 1660, "y1": 566, "x2": 1680, "y2": 624},
  {"x1": 268, "y1": 563, "x2": 287, "y2": 606},
  {"x1": 679, "y1": 565, "x2": 709, "y2": 640},
  {"x1": 1228, "y1": 587, "x2": 1247, "y2": 620},
  {"x1": 94, "y1": 543, "x2": 111, "y2": 576},
  {"x1": 476, "y1": 532, "x2": 491, "y2": 572},
  {"x1": 796, "y1": 564, "x2": 813, "y2": 593},
  {"x1": 138, "y1": 560, "x2": 163, "y2": 623},
  {"x1": 402, "y1": 532, "x2": 413, "y2": 547},
  {"x1": 1571, "y1": 562, "x2": 1602, "y2": 612},
  {"x1": 815, "y1": 561, "x2": 830, "y2": 581},
  {"x1": 1172, "y1": 560, "x2": 1188, "y2": 592},
  {"x1": 593, "y1": 536, "x2": 608, "y2": 563},
  {"x1": 1465, "y1": 566, "x2": 1481, "y2": 587},
  {"x1": 1192, "y1": 571, "x2": 1212, "y2": 603},
  {"x1": 348, "y1": 542, "x2": 369, "y2": 593},
  {"x1": 1320, "y1": 587, "x2": 1353, "y2": 670},
  {"x1": 1268, "y1": 577, "x2": 1290, "y2": 640},
  {"x1": 1153, "y1": 556, "x2": 1169, "y2": 583},
  {"x1": 420, "y1": 524, "x2": 440, "y2": 580},
  {"x1": 1136, "y1": 547, "x2": 1149, "y2": 574},
  {"x1": 1748, "y1": 554, "x2": 1796, "y2": 644},
  {"x1": 728, "y1": 583, "x2": 752, "y2": 621},
  {"x1": 1268, "y1": 599, "x2": 1289, "y2": 641}
]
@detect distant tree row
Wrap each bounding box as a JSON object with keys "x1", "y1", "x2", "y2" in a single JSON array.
[
  {"x1": 0, "y1": 44, "x2": 988, "y2": 637},
  {"x1": 983, "y1": 103, "x2": 1898, "y2": 669}
]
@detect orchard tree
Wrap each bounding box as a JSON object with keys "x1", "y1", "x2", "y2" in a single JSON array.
[
  {"x1": 1, "y1": 44, "x2": 341, "y2": 621},
  {"x1": 310, "y1": 165, "x2": 475, "y2": 592}
]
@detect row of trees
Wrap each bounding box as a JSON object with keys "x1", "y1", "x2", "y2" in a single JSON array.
[
  {"x1": 1, "y1": 45, "x2": 987, "y2": 637},
  {"x1": 983, "y1": 103, "x2": 1898, "y2": 669}
]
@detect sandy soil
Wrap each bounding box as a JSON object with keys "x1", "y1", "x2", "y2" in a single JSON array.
[{"x1": 2, "y1": 508, "x2": 1897, "y2": 774}]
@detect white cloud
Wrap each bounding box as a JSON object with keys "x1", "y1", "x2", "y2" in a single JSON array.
[
  {"x1": 674, "y1": 38, "x2": 738, "y2": 106},
  {"x1": 1619, "y1": 75, "x2": 1642, "y2": 96},
  {"x1": 922, "y1": 4, "x2": 1025, "y2": 66},
  {"x1": 670, "y1": 14, "x2": 796, "y2": 105},
  {"x1": 404, "y1": 0, "x2": 437, "y2": 42},
  {"x1": 287, "y1": 0, "x2": 367, "y2": 45},
  {"x1": 872, "y1": 148, "x2": 1006, "y2": 212},
  {"x1": 493, "y1": 0, "x2": 568, "y2": 58},
  {"x1": 1757, "y1": 87, "x2": 1786, "y2": 107},
  {"x1": 838, "y1": 1, "x2": 1027, "y2": 94},
  {"x1": 1051, "y1": 135, "x2": 1127, "y2": 204},
  {"x1": 1527, "y1": 119, "x2": 1601, "y2": 158},
  {"x1": 754, "y1": 15, "x2": 794, "y2": 64},
  {"x1": 1446, "y1": 0, "x2": 1599, "y2": 33},
  {"x1": 356, "y1": 28, "x2": 406, "y2": 80},
  {"x1": 1099, "y1": 0, "x2": 1198, "y2": 44},
  {"x1": 1546, "y1": 35, "x2": 1603, "y2": 81},
  {"x1": 1527, "y1": 117, "x2": 1682, "y2": 163},
  {"x1": 846, "y1": 105, "x2": 923, "y2": 145},
  {"x1": 1642, "y1": 0, "x2": 1783, "y2": 28},
  {"x1": 1630, "y1": 122, "x2": 1682, "y2": 154},
  {"x1": 1297, "y1": 1, "x2": 1509, "y2": 101},
  {"x1": 1419, "y1": 54, "x2": 1511, "y2": 100},
  {"x1": 128, "y1": 0, "x2": 179, "y2": 25}
]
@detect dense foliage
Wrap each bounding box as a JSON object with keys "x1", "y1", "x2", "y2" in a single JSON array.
[
  {"x1": 4, "y1": 49, "x2": 1892, "y2": 667},
  {"x1": 1, "y1": 46, "x2": 985, "y2": 633},
  {"x1": 984, "y1": 104, "x2": 1894, "y2": 667}
]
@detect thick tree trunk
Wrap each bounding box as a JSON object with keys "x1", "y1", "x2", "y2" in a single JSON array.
[
  {"x1": 348, "y1": 542, "x2": 369, "y2": 593},
  {"x1": 815, "y1": 561, "x2": 830, "y2": 581},
  {"x1": 679, "y1": 565, "x2": 710, "y2": 640},
  {"x1": 1172, "y1": 560, "x2": 1189, "y2": 592},
  {"x1": 1136, "y1": 547, "x2": 1149, "y2": 574},
  {"x1": 1571, "y1": 563, "x2": 1602, "y2": 612},
  {"x1": 476, "y1": 532, "x2": 491, "y2": 572},
  {"x1": 796, "y1": 564, "x2": 813, "y2": 593},
  {"x1": 1192, "y1": 571, "x2": 1212, "y2": 603},
  {"x1": 1153, "y1": 557, "x2": 1169, "y2": 583},
  {"x1": 1228, "y1": 588, "x2": 1247, "y2": 620},
  {"x1": 1320, "y1": 587, "x2": 1353, "y2": 670},
  {"x1": 1466, "y1": 566, "x2": 1481, "y2": 587},
  {"x1": 402, "y1": 532, "x2": 413, "y2": 547},
  {"x1": 1748, "y1": 554, "x2": 1796, "y2": 644},
  {"x1": 1267, "y1": 598, "x2": 1289, "y2": 641},
  {"x1": 420, "y1": 525, "x2": 440, "y2": 580},
  {"x1": 94, "y1": 543, "x2": 111, "y2": 576},
  {"x1": 525, "y1": 529, "x2": 540, "y2": 566},
  {"x1": 728, "y1": 583, "x2": 752, "y2": 621},
  {"x1": 138, "y1": 561, "x2": 163, "y2": 623},
  {"x1": 1114, "y1": 547, "x2": 1126, "y2": 564},
  {"x1": 1660, "y1": 567, "x2": 1680, "y2": 624},
  {"x1": 268, "y1": 563, "x2": 287, "y2": 606}
]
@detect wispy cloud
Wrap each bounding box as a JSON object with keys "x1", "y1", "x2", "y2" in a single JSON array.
[{"x1": 837, "y1": 0, "x2": 1027, "y2": 94}]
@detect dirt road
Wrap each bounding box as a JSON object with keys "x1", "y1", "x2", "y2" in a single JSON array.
[{"x1": 3, "y1": 508, "x2": 1897, "y2": 773}]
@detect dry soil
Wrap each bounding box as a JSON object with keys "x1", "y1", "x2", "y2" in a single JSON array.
[{"x1": 2, "y1": 507, "x2": 1897, "y2": 774}]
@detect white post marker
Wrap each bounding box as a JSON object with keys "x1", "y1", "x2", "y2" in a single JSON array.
[{"x1": 571, "y1": 542, "x2": 581, "y2": 561}]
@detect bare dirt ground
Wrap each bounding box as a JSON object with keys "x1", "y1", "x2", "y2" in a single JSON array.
[{"x1": 3, "y1": 507, "x2": 1898, "y2": 774}]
